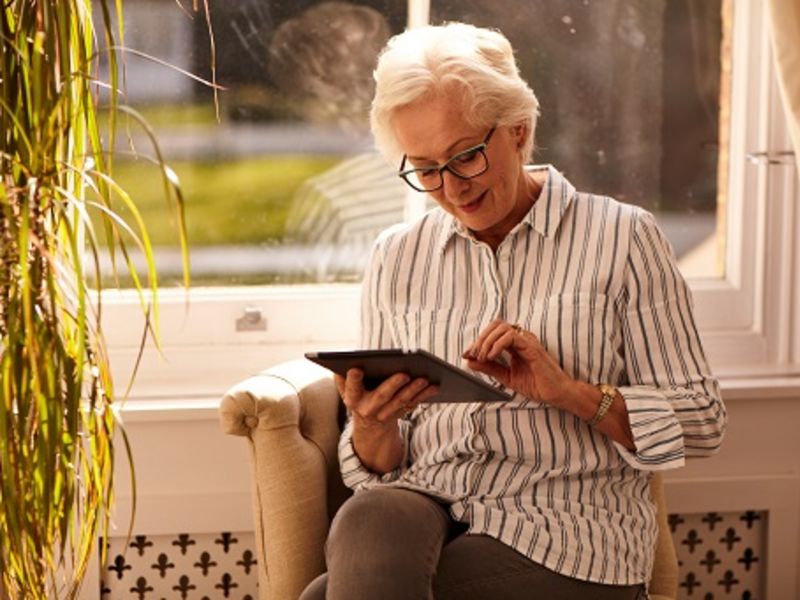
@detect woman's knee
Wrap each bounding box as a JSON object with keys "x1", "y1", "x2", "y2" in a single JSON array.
[
  {"x1": 325, "y1": 489, "x2": 449, "y2": 598},
  {"x1": 329, "y1": 488, "x2": 448, "y2": 547}
]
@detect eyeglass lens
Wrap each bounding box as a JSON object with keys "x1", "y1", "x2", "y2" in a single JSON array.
[{"x1": 405, "y1": 147, "x2": 488, "y2": 192}]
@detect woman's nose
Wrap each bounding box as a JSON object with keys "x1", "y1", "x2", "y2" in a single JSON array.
[{"x1": 441, "y1": 169, "x2": 470, "y2": 200}]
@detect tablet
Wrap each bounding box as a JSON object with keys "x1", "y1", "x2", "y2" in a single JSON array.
[{"x1": 304, "y1": 348, "x2": 513, "y2": 403}]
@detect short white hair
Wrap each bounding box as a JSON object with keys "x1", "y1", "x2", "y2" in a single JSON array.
[{"x1": 370, "y1": 22, "x2": 540, "y2": 164}]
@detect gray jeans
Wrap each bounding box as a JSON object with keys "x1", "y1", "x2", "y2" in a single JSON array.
[{"x1": 298, "y1": 488, "x2": 647, "y2": 600}]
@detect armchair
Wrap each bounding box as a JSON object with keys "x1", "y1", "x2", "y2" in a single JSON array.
[{"x1": 219, "y1": 359, "x2": 679, "y2": 600}]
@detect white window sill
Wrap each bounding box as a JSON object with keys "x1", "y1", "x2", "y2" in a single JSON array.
[{"x1": 115, "y1": 372, "x2": 800, "y2": 424}]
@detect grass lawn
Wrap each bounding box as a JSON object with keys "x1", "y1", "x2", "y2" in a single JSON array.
[
  {"x1": 99, "y1": 154, "x2": 340, "y2": 247},
  {"x1": 131, "y1": 103, "x2": 219, "y2": 128}
]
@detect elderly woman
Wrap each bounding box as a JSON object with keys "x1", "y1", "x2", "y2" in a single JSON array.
[{"x1": 300, "y1": 22, "x2": 727, "y2": 600}]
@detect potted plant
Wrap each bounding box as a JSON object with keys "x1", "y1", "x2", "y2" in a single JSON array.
[{"x1": 0, "y1": 1, "x2": 212, "y2": 596}]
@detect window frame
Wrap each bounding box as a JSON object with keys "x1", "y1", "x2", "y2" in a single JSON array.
[
  {"x1": 696, "y1": 0, "x2": 800, "y2": 378},
  {"x1": 101, "y1": 0, "x2": 800, "y2": 400}
]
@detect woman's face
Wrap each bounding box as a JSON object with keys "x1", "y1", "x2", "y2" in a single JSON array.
[{"x1": 392, "y1": 93, "x2": 532, "y2": 247}]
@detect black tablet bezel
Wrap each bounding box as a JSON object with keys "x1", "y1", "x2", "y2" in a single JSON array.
[{"x1": 304, "y1": 348, "x2": 513, "y2": 403}]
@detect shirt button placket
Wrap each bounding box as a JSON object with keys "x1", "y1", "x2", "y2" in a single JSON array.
[{"x1": 482, "y1": 245, "x2": 504, "y2": 318}]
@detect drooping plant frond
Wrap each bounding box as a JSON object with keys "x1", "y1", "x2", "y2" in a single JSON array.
[{"x1": 0, "y1": 0, "x2": 207, "y2": 596}]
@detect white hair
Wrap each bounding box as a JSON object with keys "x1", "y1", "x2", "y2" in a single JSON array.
[{"x1": 370, "y1": 22, "x2": 540, "y2": 164}]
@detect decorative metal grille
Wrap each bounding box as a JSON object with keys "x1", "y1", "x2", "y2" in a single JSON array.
[
  {"x1": 100, "y1": 531, "x2": 258, "y2": 599},
  {"x1": 670, "y1": 511, "x2": 766, "y2": 599},
  {"x1": 99, "y1": 510, "x2": 766, "y2": 599}
]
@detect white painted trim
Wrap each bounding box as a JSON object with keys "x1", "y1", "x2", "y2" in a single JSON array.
[
  {"x1": 103, "y1": 285, "x2": 360, "y2": 399},
  {"x1": 694, "y1": 0, "x2": 798, "y2": 371},
  {"x1": 115, "y1": 398, "x2": 221, "y2": 421},
  {"x1": 407, "y1": 0, "x2": 430, "y2": 29},
  {"x1": 99, "y1": 284, "x2": 361, "y2": 348},
  {"x1": 719, "y1": 375, "x2": 800, "y2": 401},
  {"x1": 665, "y1": 474, "x2": 800, "y2": 600},
  {"x1": 761, "y1": 26, "x2": 799, "y2": 368},
  {"x1": 111, "y1": 369, "x2": 800, "y2": 411},
  {"x1": 793, "y1": 167, "x2": 800, "y2": 366}
]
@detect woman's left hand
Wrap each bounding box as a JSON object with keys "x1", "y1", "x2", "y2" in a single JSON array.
[{"x1": 462, "y1": 319, "x2": 577, "y2": 409}]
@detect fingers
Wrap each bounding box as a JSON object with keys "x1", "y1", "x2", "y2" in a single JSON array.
[
  {"x1": 344, "y1": 369, "x2": 436, "y2": 422},
  {"x1": 464, "y1": 320, "x2": 534, "y2": 362},
  {"x1": 375, "y1": 378, "x2": 439, "y2": 421},
  {"x1": 415, "y1": 384, "x2": 440, "y2": 404},
  {"x1": 466, "y1": 357, "x2": 510, "y2": 386},
  {"x1": 341, "y1": 368, "x2": 366, "y2": 410},
  {"x1": 485, "y1": 328, "x2": 516, "y2": 362},
  {"x1": 334, "y1": 373, "x2": 346, "y2": 398},
  {"x1": 375, "y1": 376, "x2": 425, "y2": 420},
  {"x1": 463, "y1": 318, "x2": 503, "y2": 361},
  {"x1": 399, "y1": 384, "x2": 440, "y2": 417}
]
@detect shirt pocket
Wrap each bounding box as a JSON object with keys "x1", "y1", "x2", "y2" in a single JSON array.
[
  {"x1": 522, "y1": 292, "x2": 618, "y2": 382},
  {"x1": 389, "y1": 308, "x2": 483, "y2": 367}
]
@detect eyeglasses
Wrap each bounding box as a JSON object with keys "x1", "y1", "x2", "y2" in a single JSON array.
[{"x1": 398, "y1": 127, "x2": 496, "y2": 192}]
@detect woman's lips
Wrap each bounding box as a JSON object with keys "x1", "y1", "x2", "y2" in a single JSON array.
[{"x1": 457, "y1": 191, "x2": 487, "y2": 214}]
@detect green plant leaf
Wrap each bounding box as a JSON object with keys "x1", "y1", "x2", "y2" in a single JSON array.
[{"x1": 1, "y1": 0, "x2": 209, "y2": 596}]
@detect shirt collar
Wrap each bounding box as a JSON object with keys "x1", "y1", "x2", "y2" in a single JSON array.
[{"x1": 435, "y1": 164, "x2": 575, "y2": 253}]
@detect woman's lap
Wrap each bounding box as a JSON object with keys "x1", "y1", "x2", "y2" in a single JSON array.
[
  {"x1": 299, "y1": 488, "x2": 645, "y2": 600},
  {"x1": 434, "y1": 534, "x2": 646, "y2": 600}
]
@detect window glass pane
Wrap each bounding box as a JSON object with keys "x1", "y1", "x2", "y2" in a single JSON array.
[
  {"x1": 431, "y1": 0, "x2": 729, "y2": 279},
  {"x1": 98, "y1": 0, "x2": 409, "y2": 286},
  {"x1": 100, "y1": 0, "x2": 729, "y2": 287}
]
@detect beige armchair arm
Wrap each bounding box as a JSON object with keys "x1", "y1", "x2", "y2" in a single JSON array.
[
  {"x1": 219, "y1": 360, "x2": 351, "y2": 600},
  {"x1": 649, "y1": 471, "x2": 679, "y2": 599}
]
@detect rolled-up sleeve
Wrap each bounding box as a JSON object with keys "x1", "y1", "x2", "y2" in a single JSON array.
[
  {"x1": 615, "y1": 210, "x2": 727, "y2": 470},
  {"x1": 339, "y1": 418, "x2": 412, "y2": 489},
  {"x1": 339, "y1": 234, "x2": 413, "y2": 489}
]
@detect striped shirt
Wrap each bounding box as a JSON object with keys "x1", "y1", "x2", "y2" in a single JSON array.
[{"x1": 338, "y1": 165, "x2": 727, "y2": 586}]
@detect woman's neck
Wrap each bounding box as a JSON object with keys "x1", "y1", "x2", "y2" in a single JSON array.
[{"x1": 474, "y1": 169, "x2": 543, "y2": 251}]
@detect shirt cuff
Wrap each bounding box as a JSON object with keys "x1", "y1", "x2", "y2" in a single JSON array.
[
  {"x1": 613, "y1": 386, "x2": 686, "y2": 471},
  {"x1": 338, "y1": 418, "x2": 411, "y2": 489}
]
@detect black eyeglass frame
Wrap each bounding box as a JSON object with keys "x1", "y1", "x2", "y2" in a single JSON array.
[{"x1": 397, "y1": 126, "x2": 497, "y2": 192}]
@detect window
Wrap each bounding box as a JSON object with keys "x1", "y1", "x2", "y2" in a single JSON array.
[{"x1": 102, "y1": 0, "x2": 799, "y2": 400}]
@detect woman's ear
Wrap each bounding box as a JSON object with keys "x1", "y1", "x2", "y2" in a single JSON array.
[{"x1": 513, "y1": 123, "x2": 527, "y2": 149}]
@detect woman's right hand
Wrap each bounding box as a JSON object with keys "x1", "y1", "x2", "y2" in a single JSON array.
[
  {"x1": 335, "y1": 368, "x2": 439, "y2": 430},
  {"x1": 335, "y1": 369, "x2": 439, "y2": 473}
]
